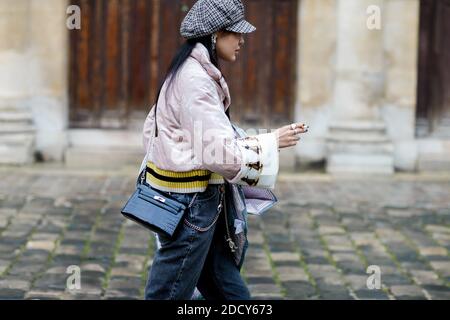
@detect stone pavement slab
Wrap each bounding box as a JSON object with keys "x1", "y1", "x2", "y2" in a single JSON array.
[{"x1": 0, "y1": 166, "x2": 449, "y2": 300}]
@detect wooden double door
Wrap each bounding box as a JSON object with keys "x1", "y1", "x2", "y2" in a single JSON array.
[
  {"x1": 69, "y1": 0, "x2": 298, "y2": 129},
  {"x1": 417, "y1": 0, "x2": 450, "y2": 137}
]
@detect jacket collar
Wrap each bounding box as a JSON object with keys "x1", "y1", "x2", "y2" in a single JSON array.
[{"x1": 190, "y1": 43, "x2": 231, "y2": 111}]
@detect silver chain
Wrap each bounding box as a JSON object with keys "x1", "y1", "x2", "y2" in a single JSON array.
[
  {"x1": 187, "y1": 192, "x2": 198, "y2": 208},
  {"x1": 183, "y1": 186, "x2": 223, "y2": 232},
  {"x1": 222, "y1": 186, "x2": 238, "y2": 252}
]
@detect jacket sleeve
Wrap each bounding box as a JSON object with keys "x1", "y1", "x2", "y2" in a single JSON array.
[
  {"x1": 143, "y1": 104, "x2": 156, "y2": 153},
  {"x1": 179, "y1": 75, "x2": 279, "y2": 189}
]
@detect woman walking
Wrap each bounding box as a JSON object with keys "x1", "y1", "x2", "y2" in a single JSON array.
[{"x1": 141, "y1": 0, "x2": 307, "y2": 300}]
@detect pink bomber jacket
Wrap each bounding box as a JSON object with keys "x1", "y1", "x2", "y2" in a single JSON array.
[{"x1": 140, "y1": 42, "x2": 279, "y2": 193}]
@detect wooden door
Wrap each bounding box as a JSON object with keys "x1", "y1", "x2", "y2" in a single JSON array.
[
  {"x1": 69, "y1": 0, "x2": 298, "y2": 129},
  {"x1": 417, "y1": 0, "x2": 450, "y2": 137},
  {"x1": 221, "y1": 0, "x2": 298, "y2": 127}
]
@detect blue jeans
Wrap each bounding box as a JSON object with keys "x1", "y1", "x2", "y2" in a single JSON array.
[{"x1": 144, "y1": 184, "x2": 251, "y2": 300}]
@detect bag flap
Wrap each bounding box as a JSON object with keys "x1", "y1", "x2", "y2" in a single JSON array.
[{"x1": 137, "y1": 184, "x2": 187, "y2": 212}]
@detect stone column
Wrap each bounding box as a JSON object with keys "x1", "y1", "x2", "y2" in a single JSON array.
[
  {"x1": 28, "y1": 0, "x2": 69, "y2": 161},
  {"x1": 0, "y1": 0, "x2": 69, "y2": 165},
  {"x1": 0, "y1": 0, "x2": 35, "y2": 164},
  {"x1": 382, "y1": 0, "x2": 419, "y2": 171},
  {"x1": 326, "y1": 0, "x2": 394, "y2": 174},
  {"x1": 295, "y1": 0, "x2": 337, "y2": 166}
]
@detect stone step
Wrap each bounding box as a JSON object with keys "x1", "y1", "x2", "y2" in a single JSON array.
[
  {"x1": 0, "y1": 124, "x2": 35, "y2": 134},
  {"x1": 0, "y1": 133, "x2": 34, "y2": 146},
  {"x1": 65, "y1": 129, "x2": 146, "y2": 169},
  {"x1": 328, "y1": 120, "x2": 390, "y2": 142},
  {"x1": 68, "y1": 129, "x2": 142, "y2": 148},
  {"x1": 326, "y1": 121, "x2": 394, "y2": 174},
  {"x1": 65, "y1": 147, "x2": 297, "y2": 172},
  {"x1": 418, "y1": 156, "x2": 450, "y2": 171},
  {"x1": 327, "y1": 140, "x2": 394, "y2": 154},
  {"x1": 329, "y1": 121, "x2": 387, "y2": 132},
  {"x1": 417, "y1": 138, "x2": 450, "y2": 171},
  {"x1": 0, "y1": 134, "x2": 35, "y2": 165},
  {"x1": 0, "y1": 107, "x2": 36, "y2": 165},
  {"x1": 0, "y1": 147, "x2": 34, "y2": 165},
  {"x1": 65, "y1": 147, "x2": 144, "y2": 169},
  {"x1": 326, "y1": 133, "x2": 391, "y2": 143},
  {"x1": 327, "y1": 153, "x2": 394, "y2": 175},
  {"x1": 0, "y1": 110, "x2": 33, "y2": 123}
]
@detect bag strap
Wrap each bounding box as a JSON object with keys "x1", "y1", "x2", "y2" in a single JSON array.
[{"x1": 154, "y1": 102, "x2": 159, "y2": 138}]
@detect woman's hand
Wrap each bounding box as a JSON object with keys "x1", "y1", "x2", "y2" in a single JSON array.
[{"x1": 275, "y1": 122, "x2": 309, "y2": 150}]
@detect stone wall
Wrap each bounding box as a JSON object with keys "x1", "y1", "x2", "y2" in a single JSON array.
[
  {"x1": 1, "y1": 0, "x2": 444, "y2": 172},
  {"x1": 295, "y1": 0, "x2": 337, "y2": 164},
  {"x1": 295, "y1": 0, "x2": 421, "y2": 172},
  {"x1": 0, "y1": 0, "x2": 69, "y2": 163}
]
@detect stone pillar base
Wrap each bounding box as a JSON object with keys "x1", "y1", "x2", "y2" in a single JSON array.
[
  {"x1": 65, "y1": 129, "x2": 143, "y2": 169},
  {"x1": 417, "y1": 138, "x2": 450, "y2": 172},
  {"x1": 0, "y1": 107, "x2": 36, "y2": 165},
  {"x1": 326, "y1": 121, "x2": 394, "y2": 175}
]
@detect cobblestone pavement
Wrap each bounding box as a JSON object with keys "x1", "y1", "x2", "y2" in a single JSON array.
[{"x1": 0, "y1": 165, "x2": 449, "y2": 300}]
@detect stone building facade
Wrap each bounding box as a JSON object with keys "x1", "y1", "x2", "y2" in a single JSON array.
[{"x1": 0, "y1": 0, "x2": 449, "y2": 173}]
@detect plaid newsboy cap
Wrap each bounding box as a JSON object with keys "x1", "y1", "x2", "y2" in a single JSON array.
[{"x1": 180, "y1": 0, "x2": 256, "y2": 39}]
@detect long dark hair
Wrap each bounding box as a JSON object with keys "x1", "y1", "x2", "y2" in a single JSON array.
[{"x1": 153, "y1": 34, "x2": 230, "y2": 137}]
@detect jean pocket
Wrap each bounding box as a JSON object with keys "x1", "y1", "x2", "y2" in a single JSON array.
[
  {"x1": 195, "y1": 184, "x2": 220, "y2": 203},
  {"x1": 185, "y1": 187, "x2": 222, "y2": 232}
]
